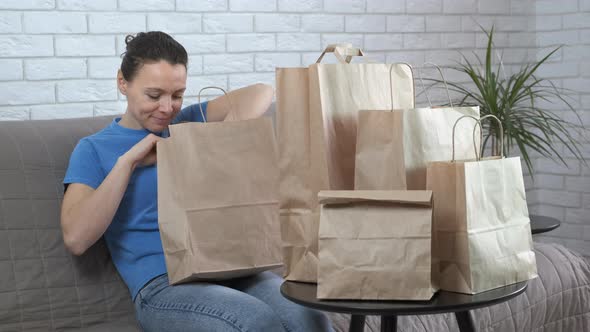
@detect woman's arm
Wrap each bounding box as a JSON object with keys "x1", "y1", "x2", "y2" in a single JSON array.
[
  {"x1": 61, "y1": 134, "x2": 161, "y2": 255},
  {"x1": 206, "y1": 83, "x2": 273, "y2": 122}
]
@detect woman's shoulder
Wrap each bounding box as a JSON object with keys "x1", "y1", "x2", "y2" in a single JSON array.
[
  {"x1": 73, "y1": 124, "x2": 114, "y2": 151},
  {"x1": 72, "y1": 121, "x2": 139, "y2": 162},
  {"x1": 173, "y1": 101, "x2": 208, "y2": 124}
]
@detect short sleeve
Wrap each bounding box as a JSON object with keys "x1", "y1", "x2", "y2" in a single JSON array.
[
  {"x1": 63, "y1": 138, "x2": 105, "y2": 190},
  {"x1": 173, "y1": 101, "x2": 208, "y2": 124}
]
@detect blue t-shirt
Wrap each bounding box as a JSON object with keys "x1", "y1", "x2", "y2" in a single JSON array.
[{"x1": 64, "y1": 102, "x2": 208, "y2": 300}]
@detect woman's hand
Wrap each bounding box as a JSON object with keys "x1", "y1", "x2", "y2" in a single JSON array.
[
  {"x1": 61, "y1": 134, "x2": 163, "y2": 255},
  {"x1": 121, "y1": 134, "x2": 162, "y2": 170}
]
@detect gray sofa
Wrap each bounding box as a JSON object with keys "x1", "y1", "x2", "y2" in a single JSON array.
[{"x1": 0, "y1": 112, "x2": 588, "y2": 332}]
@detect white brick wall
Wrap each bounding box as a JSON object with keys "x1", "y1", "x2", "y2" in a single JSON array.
[
  {"x1": 279, "y1": 0, "x2": 321, "y2": 12},
  {"x1": 0, "y1": 0, "x2": 587, "y2": 255},
  {"x1": 367, "y1": 0, "x2": 404, "y2": 13},
  {"x1": 365, "y1": 34, "x2": 403, "y2": 50},
  {"x1": 203, "y1": 14, "x2": 253, "y2": 33},
  {"x1": 0, "y1": 1, "x2": 54, "y2": 10},
  {"x1": 0, "y1": 106, "x2": 30, "y2": 120},
  {"x1": 119, "y1": 0, "x2": 174, "y2": 12},
  {"x1": 528, "y1": 0, "x2": 590, "y2": 257},
  {"x1": 25, "y1": 58, "x2": 86, "y2": 80},
  {"x1": 404, "y1": 33, "x2": 441, "y2": 49},
  {"x1": 345, "y1": 15, "x2": 386, "y2": 32},
  {"x1": 407, "y1": 0, "x2": 442, "y2": 13},
  {"x1": 55, "y1": 35, "x2": 115, "y2": 56},
  {"x1": 0, "y1": 35, "x2": 53, "y2": 57},
  {"x1": 57, "y1": 0, "x2": 117, "y2": 11},
  {"x1": 147, "y1": 13, "x2": 202, "y2": 33},
  {"x1": 203, "y1": 54, "x2": 254, "y2": 74},
  {"x1": 57, "y1": 80, "x2": 118, "y2": 102},
  {"x1": 256, "y1": 14, "x2": 299, "y2": 32},
  {"x1": 175, "y1": 34, "x2": 225, "y2": 53},
  {"x1": 0, "y1": 81, "x2": 55, "y2": 105},
  {"x1": 255, "y1": 53, "x2": 301, "y2": 71},
  {"x1": 0, "y1": 12, "x2": 22, "y2": 33},
  {"x1": 443, "y1": 0, "x2": 477, "y2": 14},
  {"x1": 31, "y1": 102, "x2": 93, "y2": 119},
  {"x1": 426, "y1": 16, "x2": 461, "y2": 32},
  {"x1": 277, "y1": 33, "x2": 320, "y2": 51},
  {"x1": 93, "y1": 101, "x2": 126, "y2": 116},
  {"x1": 176, "y1": 0, "x2": 226, "y2": 12},
  {"x1": 302, "y1": 15, "x2": 344, "y2": 32},
  {"x1": 0, "y1": 59, "x2": 23, "y2": 81},
  {"x1": 24, "y1": 12, "x2": 86, "y2": 33},
  {"x1": 88, "y1": 57, "x2": 121, "y2": 79},
  {"x1": 388, "y1": 15, "x2": 424, "y2": 32},
  {"x1": 535, "y1": 0, "x2": 578, "y2": 14},
  {"x1": 320, "y1": 33, "x2": 364, "y2": 49},
  {"x1": 88, "y1": 13, "x2": 146, "y2": 33},
  {"x1": 479, "y1": 0, "x2": 510, "y2": 14},
  {"x1": 233, "y1": 0, "x2": 276, "y2": 12},
  {"x1": 324, "y1": 0, "x2": 365, "y2": 13}
]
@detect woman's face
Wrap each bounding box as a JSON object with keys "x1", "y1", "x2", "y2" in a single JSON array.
[{"x1": 118, "y1": 60, "x2": 187, "y2": 132}]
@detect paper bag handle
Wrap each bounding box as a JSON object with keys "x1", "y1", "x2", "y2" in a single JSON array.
[
  {"x1": 388, "y1": 62, "x2": 415, "y2": 111},
  {"x1": 452, "y1": 115, "x2": 482, "y2": 162},
  {"x1": 197, "y1": 86, "x2": 234, "y2": 123},
  {"x1": 452, "y1": 114, "x2": 504, "y2": 161},
  {"x1": 417, "y1": 62, "x2": 453, "y2": 107},
  {"x1": 478, "y1": 114, "x2": 504, "y2": 158},
  {"x1": 315, "y1": 43, "x2": 364, "y2": 64}
]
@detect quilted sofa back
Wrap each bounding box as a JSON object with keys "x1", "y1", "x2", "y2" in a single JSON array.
[{"x1": 0, "y1": 116, "x2": 137, "y2": 331}]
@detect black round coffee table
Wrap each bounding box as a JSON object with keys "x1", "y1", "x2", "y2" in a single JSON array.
[
  {"x1": 530, "y1": 215, "x2": 561, "y2": 234},
  {"x1": 281, "y1": 281, "x2": 527, "y2": 332}
]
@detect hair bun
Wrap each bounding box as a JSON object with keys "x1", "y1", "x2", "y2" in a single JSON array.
[
  {"x1": 125, "y1": 34, "x2": 135, "y2": 45},
  {"x1": 119, "y1": 31, "x2": 188, "y2": 81}
]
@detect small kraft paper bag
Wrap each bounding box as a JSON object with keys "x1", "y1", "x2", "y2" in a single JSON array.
[
  {"x1": 157, "y1": 87, "x2": 283, "y2": 285},
  {"x1": 355, "y1": 63, "x2": 480, "y2": 191},
  {"x1": 426, "y1": 114, "x2": 538, "y2": 294},
  {"x1": 317, "y1": 190, "x2": 436, "y2": 300},
  {"x1": 276, "y1": 44, "x2": 415, "y2": 282}
]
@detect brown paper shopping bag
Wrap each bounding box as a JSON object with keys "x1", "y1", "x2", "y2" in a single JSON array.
[
  {"x1": 426, "y1": 115, "x2": 538, "y2": 294},
  {"x1": 308, "y1": 58, "x2": 415, "y2": 191},
  {"x1": 157, "y1": 87, "x2": 282, "y2": 285},
  {"x1": 354, "y1": 63, "x2": 479, "y2": 191},
  {"x1": 317, "y1": 190, "x2": 436, "y2": 300},
  {"x1": 354, "y1": 65, "x2": 407, "y2": 190},
  {"x1": 276, "y1": 45, "x2": 415, "y2": 282},
  {"x1": 355, "y1": 110, "x2": 406, "y2": 190}
]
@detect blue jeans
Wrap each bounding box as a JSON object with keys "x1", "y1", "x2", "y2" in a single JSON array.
[{"x1": 134, "y1": 271, "x2": 334, "y2": 332}]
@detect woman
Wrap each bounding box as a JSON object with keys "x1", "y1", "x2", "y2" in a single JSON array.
[{"x1": 61, "y1": 31, "x2": 333, "y2": 332}]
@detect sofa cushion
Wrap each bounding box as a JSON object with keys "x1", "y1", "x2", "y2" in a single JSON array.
[{"x1": 0, "y1": 116, "x2": 139, "y2": 331}]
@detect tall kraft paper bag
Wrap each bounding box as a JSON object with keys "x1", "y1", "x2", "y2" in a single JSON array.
[
  {"x1": 157, "y1": 92, "x2": 282, "y2": 285},
  {"x1": 355, "y1": 63, "x2": 479, "y2": 190},
  {"x1": 309, "y1": 60, "x2": 414, "y2": 191},
  {"x1": 276, "y1": 44, "x2": 415, "y2": 282},
  {"x1": 354, "y1": 65, "x2": 407, "y2": 190},
  {"x1": 317, "y1": 190, "x2": 436, "y2": 300},
  {"x1": 426, "y1": 115, "x2": 537, "y2": 294}
]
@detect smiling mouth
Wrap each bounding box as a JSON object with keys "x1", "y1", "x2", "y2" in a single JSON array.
[{"x1": 152, "y1": 117, "x2": 170, "y2": 123}]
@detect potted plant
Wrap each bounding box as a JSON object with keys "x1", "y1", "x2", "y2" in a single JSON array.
[{"x1": 429, "y1": 26, "x2": 587, "y2": 175}]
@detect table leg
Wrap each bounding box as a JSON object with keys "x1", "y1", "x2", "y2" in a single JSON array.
[
  {"x1": 349, "y1": 315, "x2": 365, "y2": 332},
  {"x1": 380, "y1": 315, "x2": 397, "y2": 332},
  {"x1": 455, "y1": 311, "x2": 475, "y2": 332}
]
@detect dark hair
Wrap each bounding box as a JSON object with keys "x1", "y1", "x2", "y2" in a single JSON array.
[{"x1": 120, "y1": 31, "x2": 188, "y2": 81}]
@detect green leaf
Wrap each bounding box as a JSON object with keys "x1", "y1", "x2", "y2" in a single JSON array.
[{"x1": 426, "y1": 24, "x2": 588, "y2": 176}]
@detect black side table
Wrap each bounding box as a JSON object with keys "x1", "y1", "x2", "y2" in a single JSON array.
[
  {"x1": 530, "y1": 214, "x2": 561, "y2": 234},
  {"x1": 281, "y1": 281, "x2": 527, "y2": 332}
]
